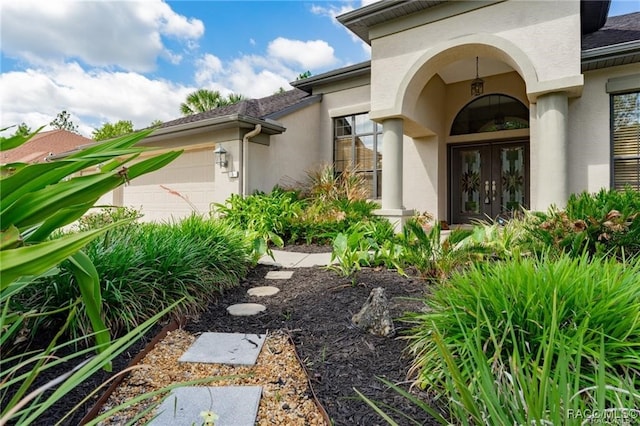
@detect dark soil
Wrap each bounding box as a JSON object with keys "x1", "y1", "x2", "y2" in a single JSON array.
[
  {"x1": 186, "y1": 264, "x2": 442, "y2": 426},
  {"x1": 11, "y1": 262, "x2": 442, "y2": 426}
]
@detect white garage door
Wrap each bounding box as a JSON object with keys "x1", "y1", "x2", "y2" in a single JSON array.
[{"x1": 123, "y1": 149, "x2": 215, "y2": 222}]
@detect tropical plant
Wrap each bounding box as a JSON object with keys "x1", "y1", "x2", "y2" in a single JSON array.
[
  {"x1": 0, "y1": 127, "x2": 181, "y2": 424},
  {"x1": 212, "y1": 189, "x2": 304, "y2": 257},
  {"x1": 328, "y1": 230, "x2": 371, "y2": 286},
  {"x1": 403, "y1": 255, "x2": 640, "y2": 423},
  {"x1": 179, "y1": 89, "x2": 244, "y2": 116},
  {"x1": 530, "y1": 187, "x2": 640, "y2": 259},
  {"x1": 1, "y1": 127, "x2": 180, "y2": 351}
]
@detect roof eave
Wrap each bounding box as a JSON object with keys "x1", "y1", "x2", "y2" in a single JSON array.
[
  {"x1": 145, "y1": 114, "x2": 286, "y2": 142},
  {"x1": 291, "y1": 61, "x2": 371, "y2": 93},
  {"x1": 581, "y1": 40, "x2": 640, "y2": 70}
]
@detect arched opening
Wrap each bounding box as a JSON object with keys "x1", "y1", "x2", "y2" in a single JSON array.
[
  {"x1": 451, "y1": 94, "x2": 529, "y2": 135},
  {"x1": 449, "y1": 95, "x2": 530, "y2": 224}
]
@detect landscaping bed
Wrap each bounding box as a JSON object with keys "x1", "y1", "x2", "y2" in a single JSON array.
[
  {"x1": 22, "y1": 263, "x2": 438, "y2": 425},
  {"x1": 184, "y1": 264, "x2": 439, "y2": 425}
]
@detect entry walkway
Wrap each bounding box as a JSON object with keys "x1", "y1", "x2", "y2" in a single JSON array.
[
  {"x1": 258, "y1": 249, "x2": 332, "y2": 268},
  {"x1": 149, "y1": 249, "x2": 328, "y2": 425}
]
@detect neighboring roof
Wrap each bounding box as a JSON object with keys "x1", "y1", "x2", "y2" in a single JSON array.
[
  {"x1": 1, "y1": 129, "x2": 93, "y2": 164},
  {"x1": 582, "y1": 12, "x2": 640, "y2": 71},
  {"x1": 159, "y1": 89, "x2": 318, "y2": 130}
]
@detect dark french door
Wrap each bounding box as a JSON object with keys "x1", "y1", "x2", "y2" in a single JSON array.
[{"x1": 450, "y1": 141, "x2": 529, "y2": 224}]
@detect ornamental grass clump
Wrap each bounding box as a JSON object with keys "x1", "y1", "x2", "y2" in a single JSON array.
[
  {"x1": 404, "y1": 255, "x2": 640, "y2": 423},
  {"x1": 18, "y1": 215, "x2": 251, "y2": 339}
]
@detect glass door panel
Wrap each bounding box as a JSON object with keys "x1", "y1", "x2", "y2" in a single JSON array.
[
  {"x1": 498, "y1": 145, "x2": 525, "y2": 215},
  {"x1": 451, "y1": 141, "x2": 528, "y2": 223}
]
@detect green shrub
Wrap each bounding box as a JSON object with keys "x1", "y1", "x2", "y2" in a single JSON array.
[
  {"x1": 405, "y1": 255, "x2": 640, "y2": 422},
  {"x1": 75, "y1": 206, "x2": 143, "y2": 231},
  {"x1": 531, "y1": 187, "x2": 640, "y2": 259},
  {"x1": 213, "y1": 189, "x2": 304, "y2": 252},
  {"x1": 19, "y1": 215, "x2": 251, "y2": 338}
]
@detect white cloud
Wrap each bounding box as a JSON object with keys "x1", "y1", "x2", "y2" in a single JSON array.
[
  {"x1": 0, "y1": 0, "x2": 204, "y2": 72},
  {"x1": 267, "y1": 38, "x2": 337, "y2": 70},
  {"x1": 193, "y1": 37, "x2": 339, "y2": 99},
  {"x1": 310, "y1": 3, "x2": 355, "y2": 21},
  {"x1": 193, "y1": 53, "x2": 293, "y2": 99},
  {"x1": 194, "y1": 54, "x2": 224, "y2": 85},
  {"x1": 311, "y1": 2, "x2": 372, "y2": 59},
  {"x1": 1, "y1": 63, "x2": 193, "y2": 137}
]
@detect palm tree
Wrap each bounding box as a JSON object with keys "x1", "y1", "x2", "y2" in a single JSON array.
[
  {"x1": 227, "y1": 93, "x2": 246, "y2": 104},
  {"x1": 179, "y1": 89, "x2": 245, "y2": 116}
]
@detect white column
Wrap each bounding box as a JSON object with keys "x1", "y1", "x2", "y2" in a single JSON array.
[
  {"x1": 381, "y1": 118, "x2": 404, "y2": 210},
  {"x1": 374, "y1": 117, "x2": 413, "y2": 232},
  {"x1": 535, "y1": 92, "x2": 569, "y2": 210}
]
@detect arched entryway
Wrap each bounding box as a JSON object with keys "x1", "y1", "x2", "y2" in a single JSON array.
[{"x1": 449, "y1": 94, "x2": 530, "y2": 223}]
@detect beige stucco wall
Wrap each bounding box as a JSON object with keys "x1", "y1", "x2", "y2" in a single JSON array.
[
  {"x1": 369, "y1": 0, "x2": 582, "y2": 125},
  {"x1": 248, "y1": 102, "x2": 322, "y2": 193},
  {"x1": 568, "y1": 63, "x2": 640, "y2": 194}
]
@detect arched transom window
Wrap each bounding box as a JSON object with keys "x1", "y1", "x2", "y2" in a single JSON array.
[{"x1": 451, "y1": 94, "x2": 529, "y2": 136}]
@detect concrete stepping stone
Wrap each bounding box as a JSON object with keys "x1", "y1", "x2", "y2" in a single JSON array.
[
  {"x1": 247, "y1": 286, "x2": 280, "y2": 297},
  {"x1": 265, "y1": 270, "x2": 294, "y2": 280},
  {"x1": 149, "y1": 385, "x2": 262, "y2": 426},
  {"x1": 226, "y1": 303, "x2": 266, "y2": 316},
  {"x1": 179, "y1": 332, "x2": 266, "y2": 365}
]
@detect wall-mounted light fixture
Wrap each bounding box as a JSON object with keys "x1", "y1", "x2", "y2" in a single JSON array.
[
  {"x1": 471, "y1": 56, "x2": 484, "y2": 97},
  {"x1": 213, "y1": 146, "x2": 228, "y2": 168}
]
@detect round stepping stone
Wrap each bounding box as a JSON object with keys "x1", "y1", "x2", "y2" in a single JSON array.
[
  {"x1": 247, "y1": 286, "x2": 280, "y2": 297},
  {"x1": 227, "y1": 303, "x2": 266, "y2": 316}
]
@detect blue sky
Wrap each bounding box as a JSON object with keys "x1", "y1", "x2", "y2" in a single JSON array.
[{"x1": 1, "y1": 0, "x2": 638, "y2": 137}]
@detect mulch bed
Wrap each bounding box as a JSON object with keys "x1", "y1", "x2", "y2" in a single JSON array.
[
  {"x1": 185, "y1": 264, "x2": 441, "y2": 425},
  {"x1": 12, "y1": 260, "x2": 442, "y2": 425}
]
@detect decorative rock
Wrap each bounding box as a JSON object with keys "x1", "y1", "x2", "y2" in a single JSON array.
[
  {"x1": 351, "y1": 287, "x2": 395, "y2": 337},
  {"x1": 265, "y1": 271, "x2": 294, "y2": 279},
  {"x1": 227, "y1": 303, "x2": 266, "y2": 316},
  {"x1": 248, "y1": 286, "x2": 280, "y2": 297}
]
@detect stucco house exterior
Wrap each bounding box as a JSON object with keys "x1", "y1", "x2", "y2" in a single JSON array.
[{"x1": 108, "y1": 0, "x2": 640, "y2": 226}]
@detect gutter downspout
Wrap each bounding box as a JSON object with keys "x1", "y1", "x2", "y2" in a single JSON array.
[{"x1": 240, "y1": 124, "x2": 262, "y2": 197}]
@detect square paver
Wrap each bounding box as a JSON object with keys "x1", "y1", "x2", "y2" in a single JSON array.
[
  {"x1": 179, "y1": 332, "x2": 266, "y2": 365},
  {"x1": 295, "y1": 252, "x2": 333, "y2": 267},
  {"x1": 149, "y1": 386, "x2": 262, "y2": 426},
  {"x1": 265, "y1": 270, "x2": 294, "y2": 279}
]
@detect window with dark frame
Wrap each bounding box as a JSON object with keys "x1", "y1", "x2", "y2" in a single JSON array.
[
  {"x1": 333, "y1": 113, "x2": 383, "y2": 198},
  {"x1": 611, "y1": 91, "x2": 640, "y2": 191}
]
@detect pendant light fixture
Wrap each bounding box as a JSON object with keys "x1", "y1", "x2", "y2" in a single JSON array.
[{"x1": 471, "y1": 56, "x2": 484, "y2": 97}]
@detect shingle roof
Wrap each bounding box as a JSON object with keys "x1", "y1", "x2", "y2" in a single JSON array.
[
  {"x1": 160, "y1": 89, "x2": 312, "y2": 129},
  {"x1": 1, "y1": 129, "x2": 94, "y2": 164},
  {"x1": 582, "y1": 12, "x2": 640, "y2": 50}
]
